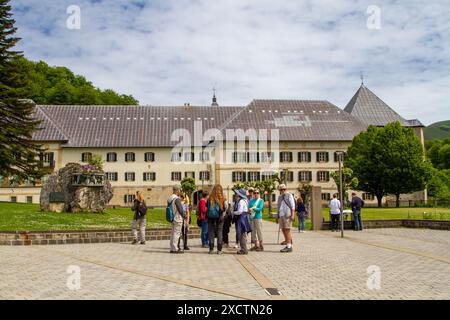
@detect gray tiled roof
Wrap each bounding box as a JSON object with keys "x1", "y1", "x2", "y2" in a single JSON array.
[
  {"x1": 34, "y1": 105, "x2": 242, "y2": 147},
  {"x1": 32, "y1": 101, "x2": 370, "y2": 146},
  {"x1": 32, "y1": 107, "x2": 68, "y2": 142},
  {"x1": 344, "y1": 85, "x2": 423, "y2": 127},
  {"x1": 218, "y1": 99, "x2": 368, "y2": 141}
]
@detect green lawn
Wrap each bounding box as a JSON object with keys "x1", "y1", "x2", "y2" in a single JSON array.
[
  {"x1": 0, "y1": 202, "x2": 179, "y2": 231},
  {"x1": 0, "y1": 202, "x2": 449, "y2": 232}
]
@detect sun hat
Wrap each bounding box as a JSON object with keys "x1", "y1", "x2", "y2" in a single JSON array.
[
  {"x1": 278, "y1": 184, "x2": 287, "y2": 191},
  {"x1": 234, "y1": 188, "x2": 247, "y2": 199}
]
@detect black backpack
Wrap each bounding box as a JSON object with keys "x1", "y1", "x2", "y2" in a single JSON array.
[{"x1": 137, "y1": 201, "x2": 148, "y2": 217}]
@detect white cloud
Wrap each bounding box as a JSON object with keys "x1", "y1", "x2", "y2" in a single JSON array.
[{"x1": 11, "y1": 0, "x2": 450, "y2": 124}]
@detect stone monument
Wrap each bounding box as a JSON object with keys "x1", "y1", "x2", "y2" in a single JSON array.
[{"x1": 40, "y1": 163, "x2": 113, "y2": 213}]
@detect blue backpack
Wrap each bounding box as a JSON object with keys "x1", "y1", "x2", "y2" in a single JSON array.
[
  {"x1": 166, "y1": 199, "x2": 175, "y2": 223},
  {"x1": 206, "y1": 201, "x2": 220, "y2": 219}
]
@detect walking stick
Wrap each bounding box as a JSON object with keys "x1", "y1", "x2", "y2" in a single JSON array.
[{"x1": 277, "y1": 223, "x2": 280, "y2": 244}]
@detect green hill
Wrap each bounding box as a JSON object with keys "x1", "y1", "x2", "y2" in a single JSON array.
[{"x1": 425, "y1": 120, "x2": 450, "y2": 141}]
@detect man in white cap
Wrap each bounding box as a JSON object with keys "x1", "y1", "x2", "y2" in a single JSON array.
[{"x1": 276, "y1": 184, "x2": 295, "y2": 253}]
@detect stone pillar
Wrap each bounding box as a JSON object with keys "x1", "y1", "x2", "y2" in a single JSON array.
[{"x1": 310, "y1": 186, "x2": 323, "y2": 230}]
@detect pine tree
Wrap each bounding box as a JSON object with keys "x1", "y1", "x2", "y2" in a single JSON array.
[{"x1": 0, "y1": 0, "x2": 43, "y2": 182}]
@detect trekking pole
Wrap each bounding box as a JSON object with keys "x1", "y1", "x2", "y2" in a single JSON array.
[{"x1": 277, "y1": 224, "x2": 280, "y2": 245}]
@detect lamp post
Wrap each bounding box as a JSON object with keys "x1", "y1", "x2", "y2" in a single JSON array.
[{"x1": 336, "y1": 151, "x2": 345, "y2": 238}]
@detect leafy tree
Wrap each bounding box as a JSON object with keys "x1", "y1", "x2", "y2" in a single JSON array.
[
  {"x1": 181, "y1": 177, "x2": 197, "y2": 201},
  {"x1": 0, "y1": 0, "x2": 43, "y2": 181},
  {"x1": 346, "y1": 122, "x2": 431, "y2": 207},
  {"x1": 427, "y1": 168, "x2": 450, "y2": 199},
  {"x1": 426, "y1": 138, "x2": 450, "y2": 169},
  {"x1": 10, "y1": 57, "x2": 138, "y2": 105},
  {"x1": 330, "y1": 168, "x2": 358, "y2": 205},
  {"x1": 88, "y1": 154, "x2": 104, "y2": 170}
]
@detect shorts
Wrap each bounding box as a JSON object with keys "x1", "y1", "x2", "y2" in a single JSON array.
[{"x1": 279, "y1": 216, "x2": 292, "y2": 229}]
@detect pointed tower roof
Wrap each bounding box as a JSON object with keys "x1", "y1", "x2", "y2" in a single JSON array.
[
  {"x1": 211, "y1": 87, "x2": 219, "y2": 107},
  {"x1": 344, "y1": 84, "x2": 414, "y2": 127}
]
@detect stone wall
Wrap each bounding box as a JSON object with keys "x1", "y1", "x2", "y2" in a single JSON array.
[
  {"x1": 0, "y1": 227, "x2": 200, "y2": 246},
  {"x1": 321, "y1": 219, "x2": 450, "y2": 231}
]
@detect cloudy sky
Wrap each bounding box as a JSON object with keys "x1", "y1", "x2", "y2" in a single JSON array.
[{"x1": 11, "y1": 0, "x2": 450, "y2": 125}]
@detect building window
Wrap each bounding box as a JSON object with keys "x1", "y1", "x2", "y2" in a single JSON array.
[
  {"x1": 199, "y1": 171, "x2": 210, "y2": 181},
  {"x1": 232, "y1": 171, "x2": 246, "y2": 182},
  {"x1": 10, "y1": 196, "x2": 17, "y2": 203},
  {"x1": 334, "y1": 151, "x2": 346, "y2": 162},
  {"x1": 260, "y1": 152, "x2": 274, "y2": 163},
  {"x1": 81, "y1": 152, "x2": 92, "y2": 162},
  {"x1": 125, "y1": 152, "x2": 135, "y2": 162},
  {"x1": 261, "y1": 171, "x2": 276, "y2": 181},
  {"x1": 184, "y1": 152, "x2": 195, "y2": 162},
  {"x1": 144, "y1": 152, "x2": 155, "y2": 162},
  {"x1": 362, "y1": 193, "x2": 374, "y2": 201},
  {"x1": 106, "y1": 152, "x2": 117, "y2": 162},
  {"x1": 317, "y1": 171, "x2": 330, "y2": 182},
  {"x1": 124, "y1": 194, "x2": 135, "y2": 204},
  {"x1": 171, "y1": 172, "x2": 182, "y2": 181},
  {"x1": 280, "y1": 152, "x2": 293, "y2": 163},
  {"x1": 143, "y1": 172, "x2": 156, "y2": 181},
  {"x1": 105, "y1": 172, "x2": 118, "y2": 181},
  {"x1": 185, "y1": 171, "x2": 195, "y2": 179},
  {"x1": 247, "y1": 171, "x2": 261, "y2": 182},
  {"x1": 199, "y1": 152, "x2": 210, "y2": 162},
  {"x1": 232, "y1": 152, "x2": 247, "y2": 163},
  {"x1": 26, "y1": 196, "x2": 33, "y2": 204},
  {"x1": 41, "y1": 152, "x2": 55, "y2": 167},
  {"x1": 247, "y1": 152, "x2": 259, "y2": 163},
  {"x1": 171, "y1": 152, "x2": 182, "y2": 162},
  {"x1": 280, "y1": 170, "x2": 294, "y2": 182},
  {"x1": 298, "y1": 171, "x2": 312, "y2": 182},
  {"x1": 125, "y1": 172, "x2": 135, "y2": 181},
  {"x1": 316, "y1": 152, "x2": 329, "y2": 163},
  {"x1": 321, "y1": 193, "x2": 331, "y2": 201},
  {"x1": 298, "y1": 151, "x2": 311, "y2": 163}
]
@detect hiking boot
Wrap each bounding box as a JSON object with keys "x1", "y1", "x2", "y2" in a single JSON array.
[
  {"x1": 184, "y1": 246, "x2": 190, "y2": 250},
  {"x1": 140, "y1": 241, "x2": 146, "y2": 245},
  {"x1": 280, "y1": 246, "x2": 292, "y2": 253},
  {"x1": 131, "y1": 239, "x2": 138, "y2": 245},
  {"x1": 217, "y1": 250, "x2": 223, "y2": 255},
  {"x1": 250, "y1": 246, "x2": 258, "y2": 251},
  {"x1": 237, "y1": 250, "x2": 248, "y2": 255},
  {"x1": 280, "y1": 240, "x2": 287, "y2": 245},
  {"x1": 256, "y1": 246, "x2": 264, "y2": 252},
  {"x1": 208, "y1": 250, "x2": 214, "y2": 254}
]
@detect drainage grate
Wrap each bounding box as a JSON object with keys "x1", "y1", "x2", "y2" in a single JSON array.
[{"x1": 265, "y1": 288, "x2": 281, "y2": 296}]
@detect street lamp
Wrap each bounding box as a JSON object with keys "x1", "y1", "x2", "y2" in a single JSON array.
[{"x1": 336, "y1": 151, "x2": 345, "y2": 238}]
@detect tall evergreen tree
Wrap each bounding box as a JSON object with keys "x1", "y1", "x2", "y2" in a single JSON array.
[{"x1": 0, "y1": 0, "x2": 43, "y2": 181}]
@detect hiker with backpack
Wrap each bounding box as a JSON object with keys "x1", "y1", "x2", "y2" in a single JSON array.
[
  {"x1": 197, "y1": 191, "x2": 209, "y2": 248},
  {"x1": 167, "y1": 185, "x2": 187, "y2": 253},
  {"x1": 249, "y1": 188, "x2": 265, "y2": 251},
  {"x1": 131, "y1": 191, "x2": 147, "y2": 245},
  {"x1": 178, "y1": 192, "x2": 191, "y2": 251},
  {"x1": 206, "y1": 184, "x2": 228, "y2": 255},
  {"x1": 296, "y1": 196, "x2": 308, "y2": 233},
  {"x1": 276, "y1": 184, "x2": 295, "y2": 253},
  {"x1": 233, "y1": 188, "x2": 252, "y2": 255}
]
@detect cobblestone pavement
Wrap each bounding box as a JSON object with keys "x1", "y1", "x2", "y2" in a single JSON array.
[{"x1": 1, "y1": 221, "x2": 449, "y2": 300}]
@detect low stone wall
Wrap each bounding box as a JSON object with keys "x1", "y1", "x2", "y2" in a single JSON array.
[
  {"x1": 0, "y1": 227, "x2": 200, "y2": 246},
  {"x1": 321, "y1": 219, "x2": 450, "y2": 231}
]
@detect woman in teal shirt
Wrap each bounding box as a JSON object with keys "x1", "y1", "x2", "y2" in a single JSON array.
[{"x1": 249, "y1": 189, "x2": 265, "y2": 251}]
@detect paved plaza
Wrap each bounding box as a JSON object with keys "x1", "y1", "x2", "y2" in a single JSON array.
[{"x1": 1, "y1": 221, "x2": 449, "y2": 300}]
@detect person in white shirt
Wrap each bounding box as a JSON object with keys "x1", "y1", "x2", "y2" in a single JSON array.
[
  {"x1": 276, "y1": 184, "x2": 296, "y2": 253},
  {"x1": 329, "y1": 194, "x2": 341, "y2": 232}
]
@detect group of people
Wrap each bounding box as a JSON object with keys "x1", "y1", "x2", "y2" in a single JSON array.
[
  {"x1": 129, "y1": 184, "x2": 365, "y2": 252},
  {"x1": 328, "y1": 192, "x2": 365, "y2": 232}
]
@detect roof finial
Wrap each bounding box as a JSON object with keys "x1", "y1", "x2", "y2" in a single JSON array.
[
  {"x1": 360, "y1": 72, "x2": 365, "y2": 86},
  {"x1": 211, "y1": 86, "x2": 219, "y2": 107}
]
